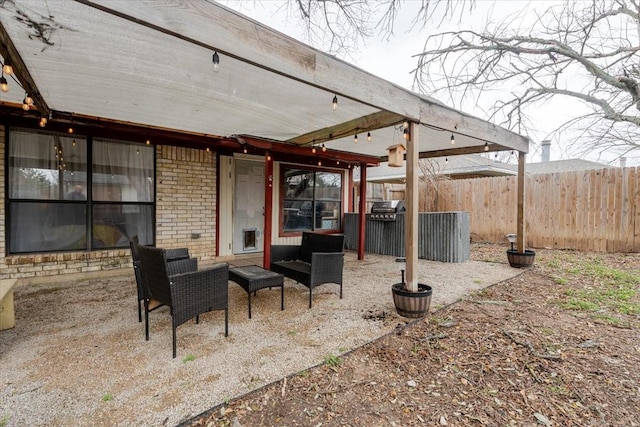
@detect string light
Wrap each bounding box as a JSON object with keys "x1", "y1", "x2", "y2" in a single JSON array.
[
  {"x1": 332, "y1": 95, "x2": 338, "y2": 110},
  {"x1": 450, "y1": 133, "x2": 455, "y2": 145},
  {"x1": 445, "y1": 157, "x2": 448, "y2": 163},
  {"x1": 0, "y1": 75, "x2": 7, "y2": 92},
  {"x1": 367, "y1": 132, "x2": 371, "y2": 141},
  {"x1": 212, "y1": 52, "x2": 220, "y2": 72},
  {"x1": 484, "y1": 142, "x2": 489, "y2": 152},
  {"x1": 2, "y1": 58, "x2": 13, "y2": 75},
  {"x1": 267, "y1": 154, "x2": 271, "y2": 161},
  {"x1": 318, "y1": 160, "x2": 322, "y2": 166},
  {"x1": 354, "y1": 134, "x2": 358, "y2": 144},
  {"x1": 312, "y1": 146, "x2": 317, "y2": 154},
  {"x1": 22, "y1": 92, "x2": 31, "y2": 110},
  {"x1": 146, "y1": 139, "x2": 150, "y2": 145},
  {"x1": 403, "y1": 128, "x2": 409, "y2": 141},
  {"x1": 243, "y1": 146, "x2": 248, "y2": 154},
  {"x1": 321, "y1": 143, "x2": 327, "y2": 152}
]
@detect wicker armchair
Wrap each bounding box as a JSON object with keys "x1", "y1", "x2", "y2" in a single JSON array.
[
  {"x1": 136, "y1": 244, "x2": 229, "y2": 358},
  {"x1": 130, "y1": 236, "x2": 190, "y2": 323},
  {"x1": 270, "y1": 232, "x2": 344, "y2": 308}
]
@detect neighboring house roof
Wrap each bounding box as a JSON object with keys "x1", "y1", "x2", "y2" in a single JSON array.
[
  {"x1": 356, "y1": 155, "x2": 516, "y2": 183},
  {"x1": 356, "y1": 155, "x2": 614, "y2": 183},
  {"x1": 525, "y1": 159, "x2": 615, "y2": 175}
]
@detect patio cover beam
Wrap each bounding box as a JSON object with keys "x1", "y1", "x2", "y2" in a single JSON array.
[{"x1": 287, "y1": 111, "x2": 406, "y2": 146}]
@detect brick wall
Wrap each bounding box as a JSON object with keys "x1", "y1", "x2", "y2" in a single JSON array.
[
  {"x1": 156, "y1": 145, "x2": 217, "y2": 262},
  {"x1": 0, "y1": 134, "x2": 218, "y2": 280}
]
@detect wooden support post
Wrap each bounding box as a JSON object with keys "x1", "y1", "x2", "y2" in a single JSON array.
[
  {"x1": 358, "y1": 163, "x2": 367, "y2": 260},
  {"x1": 517, "y1": 151, "x2": 526, "y2": 253},
  {"x1": 405, "y1": 122, "x2": 419, "y2": 291},
  {"x1": 263, "y1": 152, "x2": 274, "y2": 269}
]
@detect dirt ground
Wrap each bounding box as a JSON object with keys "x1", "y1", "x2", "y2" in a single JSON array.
[{"x1": 186, "y1": 245, "x2": 640, "y2": 427}]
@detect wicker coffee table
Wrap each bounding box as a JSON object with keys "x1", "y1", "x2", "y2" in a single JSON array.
[{"x1": 229, "y1": 265, "x2": 284, "y2": 318}]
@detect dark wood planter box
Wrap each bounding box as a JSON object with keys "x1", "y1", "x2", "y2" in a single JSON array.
[
  {"x1": 506, "y1": 249, "x2": 536, "y2": 268},
  {"x1": 391, "y1": 283, "x2": 432, "y2": 318}
]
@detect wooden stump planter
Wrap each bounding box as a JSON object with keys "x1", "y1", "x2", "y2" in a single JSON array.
[
  {"x1": 506, "y1": 249, "x2": 536, "y2": 268},
  {"x1": 391, "y1": 283, "x2": 432, "y2": 319}
]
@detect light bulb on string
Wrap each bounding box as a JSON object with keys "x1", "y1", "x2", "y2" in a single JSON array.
[
  {"x1": 0, "y1": 75, "x2": 7, "y2": 92},
  {"x1": 22, "y1": 93, "x2": 30, "y2": 110},
  {"x1": 367, "y1": 132, "x2": 371, "y2": 142},
  {"x1": 450, "y1": 133, "x2": 455, "y2": 145},
  {"x1": 332, "y1": 95, "x2": 337, "y2": 110},
  {"x1": 212, "y1": 52, "x2": 220, "y2": 72},
  {"x1": 321, "y1": 144, "x2": 327, "y2": 152},
  {"x1": 312, "y1": 146, "x2": 317, "y2": 154},
  {"x1": 2, "y1": 58, "x2": 13, "y2": 75},
  {"x1": 354, "y1": 134, "x2": 358, "y2": 144},
  {"x1": 484, "y1": 142, "x2": 489, "y2": 152}
]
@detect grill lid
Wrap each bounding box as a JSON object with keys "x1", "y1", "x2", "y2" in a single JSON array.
[
  {"x1": 370, "y1": 200, "x2": 405, "y2": 221},
  {"x1": 370, "y1": 200, "x2": 406, "y2": 213}
]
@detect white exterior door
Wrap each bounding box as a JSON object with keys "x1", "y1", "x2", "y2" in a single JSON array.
[{"x1": 233, "y1": 159, "x2": 265, "y2": 254}]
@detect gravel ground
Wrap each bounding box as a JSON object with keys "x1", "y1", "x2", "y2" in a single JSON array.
[{"x1": 0, "y1": 250, "x2": 518, "y2": 426}]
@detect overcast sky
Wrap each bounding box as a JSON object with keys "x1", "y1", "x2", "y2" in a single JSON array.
[{"x1": 223, "y1": 0, "x2": 629, "y2": 166}]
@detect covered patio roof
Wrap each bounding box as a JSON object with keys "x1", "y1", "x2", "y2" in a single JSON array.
[{"x1": 0, "y1": 0, "x2": 529, "y2": 164}]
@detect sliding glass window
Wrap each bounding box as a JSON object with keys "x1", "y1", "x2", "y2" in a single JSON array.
[
  {"x1": 281, "y1": 166, "x2": 342, "y2": 234},
  {"x1": 7, "y1": 129, "x2": 154, "y2": 253}
]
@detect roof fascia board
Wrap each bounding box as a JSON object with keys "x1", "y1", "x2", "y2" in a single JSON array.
[{"x1": 420, "y1": 102, "x2": 529, "y2": 153}]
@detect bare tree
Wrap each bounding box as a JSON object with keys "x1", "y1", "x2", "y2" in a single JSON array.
[
  {"x1": 280, "y1": 0, "x2": 475, "y2": 53},
  {"x1": 413, "y1": 0, "x2": 640, "y2": 162},
  {"x1": 285, "y1": 0, "x2": 640, "y2": 162}
]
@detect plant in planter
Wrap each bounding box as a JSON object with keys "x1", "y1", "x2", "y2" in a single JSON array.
[
  {"x1": 505, "y1": 233, "x2": 536, "y2": 268},
  {"x1": 391, "y1": 258, "x2": 432, "y2": 318}
]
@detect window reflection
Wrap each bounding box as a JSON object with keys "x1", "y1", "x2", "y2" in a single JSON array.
[
  {"x1": 282, "y1": 167, "x2": 342, "y2": 233},
  {"x1": 7, "y1": 129, "x2": 155, "y2": 253}
]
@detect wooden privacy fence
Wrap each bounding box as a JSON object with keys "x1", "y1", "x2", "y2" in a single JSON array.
[{"x1": 418, "y1": 167, "x2": 640, "y2": 253}]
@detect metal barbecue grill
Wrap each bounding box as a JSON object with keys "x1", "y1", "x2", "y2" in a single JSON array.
[{"x1": 370, "y1": 200, "x2": 406, "y2": 221}]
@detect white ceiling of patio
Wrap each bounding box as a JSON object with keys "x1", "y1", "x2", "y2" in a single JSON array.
[{"x1": 0, "y1": 0, "x2": 529, "y2": 162}]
